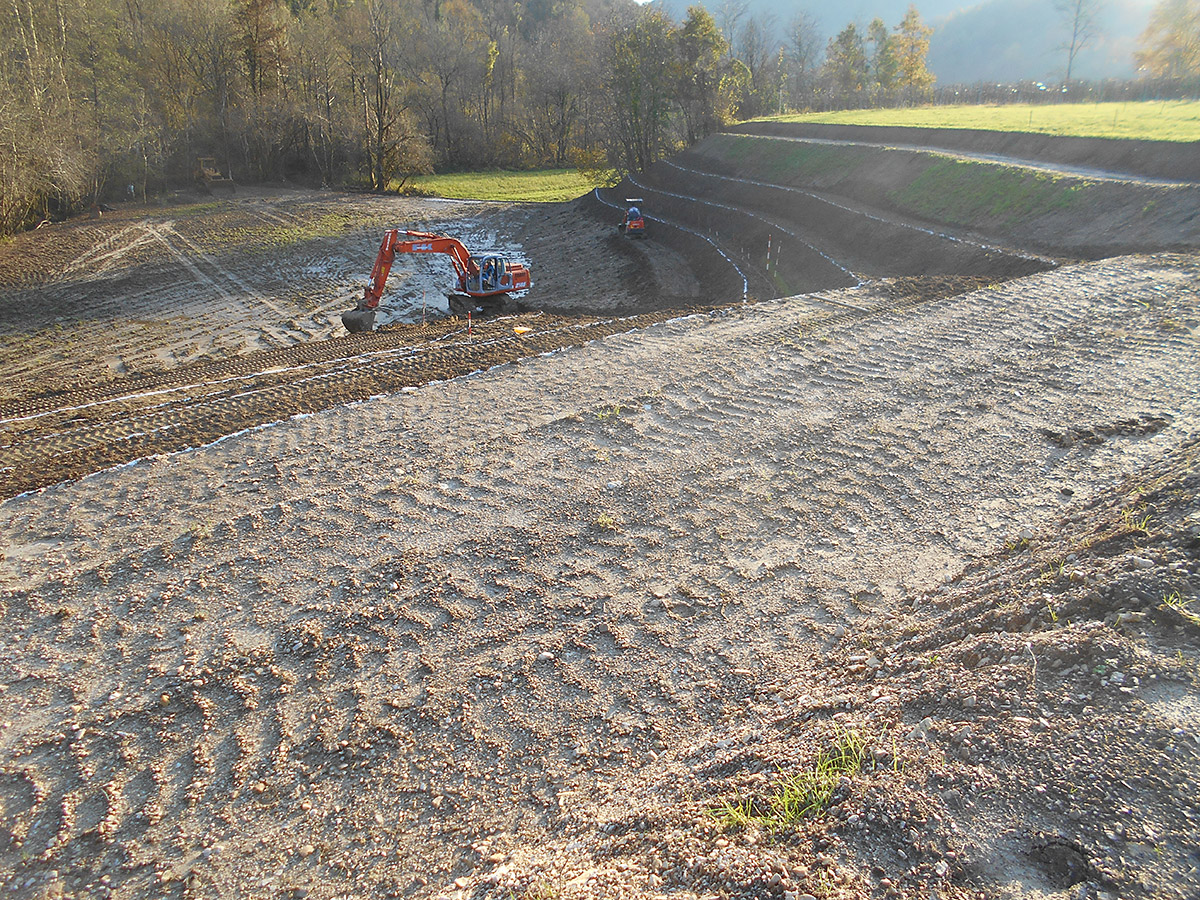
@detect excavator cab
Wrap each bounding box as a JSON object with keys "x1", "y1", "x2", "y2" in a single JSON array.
[
  {"x1": 476, "y1": 256, "x2": 500, "y2": 291},
  {"x1": 471, "y1": 255, "x2": 522, "y2": 293}
]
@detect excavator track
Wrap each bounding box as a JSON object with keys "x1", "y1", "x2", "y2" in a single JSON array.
[
  {"x1": 0, "y1": 280, "x2": 981, "y2": 500},
  {"x1": 0, "y1": 309, "x2": 706, "y2": 498}
]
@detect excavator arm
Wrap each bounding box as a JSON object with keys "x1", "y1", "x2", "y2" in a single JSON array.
[
  {"x1": 343, "y1": 229, "x2": 530, "y2": 333},
  {"x1": 361, "y1": 231, "x2": 477, "y2": 312}
]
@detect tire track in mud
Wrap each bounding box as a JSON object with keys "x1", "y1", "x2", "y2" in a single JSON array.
[
  {"x1": 0, "y1": 274, "x2": 1008, "y2": 500},
  {"x1": 56, "y1": 221, "x2": 158, "y2": 280},
  {"x1": 0, "y1": 310, "x2": 718, "y2": 497},
  {"x1": 2, "y1": 256, "x2": 1195, "y2": 899},
  {"x1": 144, "y1": 222, "x2": 293, "y2": 327}
]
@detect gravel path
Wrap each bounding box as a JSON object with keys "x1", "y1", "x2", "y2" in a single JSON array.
[{"x1": 744, "y1": 134, "x2": 1200, "y2": 187}]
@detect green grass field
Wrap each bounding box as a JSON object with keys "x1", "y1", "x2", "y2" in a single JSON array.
[
  {"x1": 751, "y1": 100, "x2": 1200, "y2": 143},
  {"x1": 398, "y1": 168, "x2": 605, "y2": 202}
]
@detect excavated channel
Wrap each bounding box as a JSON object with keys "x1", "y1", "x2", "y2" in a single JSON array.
[{"x1": 18, "y1": 126, "x2": 1170, "y2": 500}]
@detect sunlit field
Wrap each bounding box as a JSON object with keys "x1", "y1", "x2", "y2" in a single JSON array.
[
  {"x1": 400, "y1": 168, "x2": 605, "y2": 202},
  {"x1": 754, "y1": 100, "x2": 1200, "y2": 142}
]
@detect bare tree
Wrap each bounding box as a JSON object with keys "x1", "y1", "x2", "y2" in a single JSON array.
[
  {"x1": 734, "y1": 13, "x2": 779, "y2": 118},
  {"x1": 345, "y1": 0, "x2": 432, "y2": 191},
  {"x1": 520, "y1": 10, "x2": 594, "y2": 166},
  {"x1": 785, "y1": 11, "x2": 822, "y2": 111},
  {"x1": 714, "y1": 0, "x2": 750, "y2": 58},
  {"x1": 1056, "y1": 0, "x2": 1104, "y2": 84}
]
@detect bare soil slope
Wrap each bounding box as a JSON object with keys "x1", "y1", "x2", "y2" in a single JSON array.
[{"x1": 1, "y1": 137, "x2": 1198, "y2": 900}]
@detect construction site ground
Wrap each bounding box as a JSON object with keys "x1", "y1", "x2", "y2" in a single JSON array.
[{"x1": 0, "y1": 132, "x2": 1198, "y2": 900}]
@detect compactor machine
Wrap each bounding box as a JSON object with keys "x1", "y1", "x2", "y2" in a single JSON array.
[
  {"x1": 194, "y1": 157, "x2": 236, "y2": 194},
  {"x1": 342, "y1": 230, "x2": 531, "y2": 333},
  {"x1": 618, "y1": 199, "x2": 646, "y2": 238}
]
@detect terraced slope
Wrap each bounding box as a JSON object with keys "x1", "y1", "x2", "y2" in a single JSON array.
[{"x1": 1, "y1": 132, "x2": 1198, "y2": 900}]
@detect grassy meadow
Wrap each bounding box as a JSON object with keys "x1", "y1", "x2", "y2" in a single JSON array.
[
  {"x1": 398, "y1": 168, "x2": 606, "y2": 202},
  {"x1": 752, "y1": 100, "x2": 1200, "y2": 143}
]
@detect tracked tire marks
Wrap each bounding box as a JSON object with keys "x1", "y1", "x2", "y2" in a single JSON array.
[
  {"x1": 0, "y1": 254, "x2": 1197, "y2": 899},
  {"x1": 0, "y1": 272, "x2": 1018, "y2": 500},
  {"x1": 0, "y1": 308, "x2": 733, "y2": 498}
]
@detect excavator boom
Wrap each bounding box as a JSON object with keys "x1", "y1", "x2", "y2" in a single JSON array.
[{"x1": 343, "y1": 230, "x2": 531, "y2": 333}]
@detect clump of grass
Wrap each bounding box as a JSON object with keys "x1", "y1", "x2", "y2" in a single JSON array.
[
  {"x1": 596, "y1": 512, "x2": 620, "y2": 532},
  {"x1": 1161, "y1": 591, "x2": 1200, "y2": 628},
  {"x1": 714, "y1": 726, "x2": 868, "y2": 831},
  {"x1": 1121, "y1": 505, "x2": 1153, "y2": 535},
  {"x1": 596, "y1": 404, "x2": 622, "y2": 419}
]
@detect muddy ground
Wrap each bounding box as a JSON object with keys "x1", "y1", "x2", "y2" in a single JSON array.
[{"x1": 0, "y1": 135, "x2": 1198, "y2": 900}]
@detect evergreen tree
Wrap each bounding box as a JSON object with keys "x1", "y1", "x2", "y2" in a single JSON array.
[
  {"x1": 821, "y1": 23, "x2": 867, "y2": 108},
  {"x1": 867, "y1": 17, "x2": 898, "y2": 105}
]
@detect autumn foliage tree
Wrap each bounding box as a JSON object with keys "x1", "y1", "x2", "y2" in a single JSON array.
[
  {"x1": 893, "y1": 4, "x2": 936, "y2": 105},
  {"x1": 1136, "y1": 0, "x2": 1200, "y2": 77}
]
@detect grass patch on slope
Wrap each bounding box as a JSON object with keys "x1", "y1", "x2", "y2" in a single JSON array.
[
  {"x1": 399, "y1": 168, "x2": 604, "y2": 202},
  {"x1": 696, "y1": 132, "x2": 1097, "y2": 228},
  {"x1": 714, "y1": 726, "x2": 869, "y2": 831},
  {"x1": 750, "y1": 100, "x2": 1200, "y2": 143},
  {"x1": 700, "y1": 134, "x2": 878, "y2": 181},
  {"x1": 889, "y1": 159, "x2": 1094, "y2": 226}
]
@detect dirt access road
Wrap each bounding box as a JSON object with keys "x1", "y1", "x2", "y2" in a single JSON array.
[
  {"x1": 1, "y1": 135, "x2": 1199, "y2": 900},
  {"x1": 739, "y1": 134, "x2": 1198, "y2": 186}
]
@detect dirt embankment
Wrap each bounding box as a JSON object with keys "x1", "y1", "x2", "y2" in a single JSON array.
[
  {"x1": 0, "y1": 131, "x2": 1198, "y2": 900},
  {"x1": 683, "y1": 133, "x2": 1200, "y2": 260},
  {"x1": 727, "y1": 121, "x2": 1200, "y2": 183}
]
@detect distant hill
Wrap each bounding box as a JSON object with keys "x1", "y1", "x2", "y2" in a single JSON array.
[
  {"x1": 930, "y1": 0, "x2": 1155, "y2": 83},
  {"x1": 654, "y1": 0, "x2": 1157, "y2": 84}
]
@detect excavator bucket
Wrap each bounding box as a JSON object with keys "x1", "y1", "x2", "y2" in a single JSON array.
[{"x1": 341, "y1": 306, "x2": 376, "y2": 334}]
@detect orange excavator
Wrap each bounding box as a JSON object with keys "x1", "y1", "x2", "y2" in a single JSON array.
[{"x1": 341, "y1": 230, "x2": 532, "y2": 333}]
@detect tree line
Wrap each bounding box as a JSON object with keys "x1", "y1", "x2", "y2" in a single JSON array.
[
  {"x1": 2, "y1": 0, "x2": 1196, "y2": 236},
  {"x1": 0, "y1": 0, "x2": 937, "y2": 234}
]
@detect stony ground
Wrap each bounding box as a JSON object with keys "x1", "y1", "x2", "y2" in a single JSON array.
[
  {"x1": 1, "y1": 239, "x2": 1197, "y2": 899},
  {"x1": 0, "y1": 137, "x2": 1198, "y2": 900}
]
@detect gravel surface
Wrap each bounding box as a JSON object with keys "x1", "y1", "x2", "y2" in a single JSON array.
[
  {"x1": 0, "y1": 141, "x2": 1197, "y2": 900},
  {"x1": 1, "y1": 246, "x2": 1197, "y2": 899}
]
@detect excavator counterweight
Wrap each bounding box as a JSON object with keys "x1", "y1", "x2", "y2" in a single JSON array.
[{"x1": 342, "y1": 230, "x2": 531, "y2": 333}]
